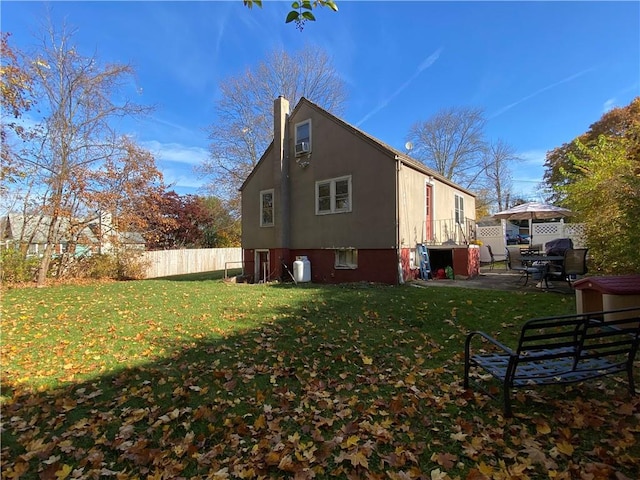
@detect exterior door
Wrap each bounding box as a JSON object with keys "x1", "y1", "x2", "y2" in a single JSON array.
[
  {"x1": 255, "y1": 250, "x2": 270, "y2": 283},
  {"x1": 425, "y1": 184, "x2": 433, "y2": 242}
]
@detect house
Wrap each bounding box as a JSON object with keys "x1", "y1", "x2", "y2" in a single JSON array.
[
  {"x1": 240, "y1": 97, "x2": 477, "y2": 285},
  {"x1": 0, "y1": 212, "x2": 145, "y2": 257}
]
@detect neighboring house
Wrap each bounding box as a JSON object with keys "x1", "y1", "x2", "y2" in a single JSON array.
[
  {"x1": 0, "y1": 212, "x2": 145, "y2": 257},
  {"x1": 240, "y1": 97, "x2": 477, "y2": 285}
]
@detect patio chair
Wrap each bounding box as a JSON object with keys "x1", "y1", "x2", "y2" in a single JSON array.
[
  {"x1": 545, "y1": 248, "x2": 588, "y2": 288},
  {"x1": 507, "y1": 246, "x2": 543, "y2": 286},
  {"x1": 479, "y1": 246, "x2": 492, "y2": 269},
  {"x1": 485, "y1": 245, "x2": 507, "y2": 270}
]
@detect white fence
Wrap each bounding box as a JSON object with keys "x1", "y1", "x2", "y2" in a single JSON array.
[
  {"x1": 476, "y1": 222, "x2": 587, "y2": 263},
  {"x1": 141, "y1": 248, "x2": 243, "y2": 278}
]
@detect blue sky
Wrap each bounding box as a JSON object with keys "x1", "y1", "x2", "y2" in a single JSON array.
[{"x1": 3, "y1": 1, "x2": 639, "y2": 200}]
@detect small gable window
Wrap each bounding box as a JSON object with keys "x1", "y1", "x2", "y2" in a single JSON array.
[
  {"x1": 260, "y1": 189, "x2": 274, "y2": 227},
  {"x1": 295, "y1": 119, "x2": 311, "y2": 156}
]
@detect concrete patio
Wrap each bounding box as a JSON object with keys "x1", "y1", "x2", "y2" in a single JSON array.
[{"x1": 410, "y1": 266, "x2": 576, "y2": 294}]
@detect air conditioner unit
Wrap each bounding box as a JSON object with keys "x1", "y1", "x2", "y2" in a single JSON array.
[{"x1": 295, "y1": 141, "x2": 310, "y2": 155}]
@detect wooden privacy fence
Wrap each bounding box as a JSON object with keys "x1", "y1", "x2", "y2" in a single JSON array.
[{"x1": 141, "y1": 248, "x2": 243, "y2": 278}]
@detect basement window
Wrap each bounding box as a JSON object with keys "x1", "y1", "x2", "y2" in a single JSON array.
[{"x1": 335, "y1": 248, "x2": 357, "y2": 269}]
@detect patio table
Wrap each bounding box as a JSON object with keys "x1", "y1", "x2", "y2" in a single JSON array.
[
  {"x1": 520, "y1": 255, "x2": 564, "y2": 263},
  {"x1": 519, "y1": 255, "x2": 564, "y2": 288}
]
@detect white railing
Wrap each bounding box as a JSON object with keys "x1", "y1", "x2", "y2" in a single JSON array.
[
  {"x1": 426, "y1": 218, "x2": 475, "y2": 245},
  {"x1": 141, "y1": 248, "x2": 243, "y2": 278}
]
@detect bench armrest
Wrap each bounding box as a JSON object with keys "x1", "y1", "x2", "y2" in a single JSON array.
[{"x1": 465, "y1": 330, "x2": 514, "y2": 357}]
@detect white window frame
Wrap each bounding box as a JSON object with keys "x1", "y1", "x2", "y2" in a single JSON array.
[
  {"x1": 410, "y1": 248, "x2": 418, "y2": 269},
  {"x1": 335, "y1": 248, "x2": 357, "y2": 269},
  {"x1": 295, "y1": 119, "x2": 312, "y2": 152},
  {"x1": 260, "y1": 189, "x2": 274, "y2": 227},
  {"x1": 455, "y1": 194, "x2": 465, "y2": 225},
  {"x1": 315, "y1": 175, "x2": 352, "y2": 215}
]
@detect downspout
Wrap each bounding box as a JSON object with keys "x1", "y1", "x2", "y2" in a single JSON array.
[{"x1": 395, "y1": 155, "x2": 403, "y2": 284}]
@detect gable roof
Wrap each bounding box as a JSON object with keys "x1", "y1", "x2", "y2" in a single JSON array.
[
  {"x1": 240, "y1": 97, "x2": 476, "y2": 197},
  {"x1": 1, "y1": 213, "x2": 145, "y2": 246},
  {"x1": 1, "y1": 214, "x2": 100, "y2": 245}
]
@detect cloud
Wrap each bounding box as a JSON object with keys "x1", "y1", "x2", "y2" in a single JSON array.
[
  {"x1": 510, "y1": 149, "x2": 550, "y2": 198},
  {"x1": 489, "y1": 67, "x2": 596, "y2": 119},
  {"x1": 603, "y1": 98, "x2": 616, "y2": 112},
  {"x1": 356, "y1": 47, "x2": 443, "y2": 126},
  {"x1": 519, "y1": 149, "x2": 547, "y2": 168},
  {"x1": 142, "y1": 140, "x2": 209, "y2": 166},
  {"x1": 161, "y1": 165, "x2": 205, "y2": 190}
]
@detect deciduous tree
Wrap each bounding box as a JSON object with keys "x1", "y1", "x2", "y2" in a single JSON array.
[
  {"x1": 544, "y1": 97, "x2": 640, "y2": 202},
  {"x1": 543, "y1": 98, "x2": 640, "y2": 273},
  {"x1": 7, "y1": 20, "x2": 163, "y2": 285},
  {"x1": 145, "y1": 192, "x2": 240, "y2": 250},
  {"x1": 406, "y1": 106, "x2": 488, "y2": 190},
  {"x1": 1, "y1": 33, "x2": 35, "y2": 196},
  {"x1": 200, "y1": 45, "x2": 347, "y2": 215},
  {"x1": 482, "y1": 139, "x2": 520, "y2": 212},
  {"x1": 558, "y1": 134, "x2": 640, "y2": 274},
  {"x1": 243, "y1": 0, "x2": 339, "y2": 30},
  {"x1": 200, "y1": 196, "x2": 241, "y2": 247}
]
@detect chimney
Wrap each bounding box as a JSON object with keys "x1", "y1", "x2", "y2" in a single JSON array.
[
  {"x1": 274, "y1": 96, "x2": 291, "y2": 252},
  {"x1": 274, "y1": 96, "x2": 290, "y2": 181}
]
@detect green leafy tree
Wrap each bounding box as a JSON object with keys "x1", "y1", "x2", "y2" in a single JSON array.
[
  {"x1": 243, "y1": 0, "x2": 338, "y2": 30},
  {"x1": 200, "y1": 196, "x2": 241, "y2": 247},
  {"x1": 544, "y1": 97, "x2": 640, "y2": 203},
  {"x1": 558, "y1": 134, "x2": 640, "y2": 274}
]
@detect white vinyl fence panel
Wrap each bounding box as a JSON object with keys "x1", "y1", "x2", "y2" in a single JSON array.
[
  {"x1": 476, "y1": 221, "x2": 586, "y2": 263},
  {"x1": 141, "y1": 248, "x2": 243, "y2": 278}
]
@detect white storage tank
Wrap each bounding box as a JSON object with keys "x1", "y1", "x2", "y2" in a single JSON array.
[{"x1": 293, "y1": 256, "x2": 311, "y2": 283}]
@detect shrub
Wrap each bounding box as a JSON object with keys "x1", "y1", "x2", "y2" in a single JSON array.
[
  {"x1": 85, "y1": 254, "x2": 119, "y2": 279},
  {"x1": 79, "y1": 250, "x2": 148, "y2": 280},
  {"x1": 114, "y1": 249, "x2": 149, "y2": 280},
  {"x1": 0, "y1": 249, "x2": 39, "y2": 283}
]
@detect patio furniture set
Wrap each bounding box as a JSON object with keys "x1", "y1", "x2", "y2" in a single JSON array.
[{"x1": 505, "y1": 240, "x2": 588, "y2": 290}]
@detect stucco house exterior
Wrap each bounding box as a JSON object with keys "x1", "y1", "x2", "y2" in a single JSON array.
[{"x1": 240, "y1": 97, "x2": 477, "y2": 285}]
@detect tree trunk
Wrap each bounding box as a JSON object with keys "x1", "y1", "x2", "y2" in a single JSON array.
[{"x1": 36, "y1": 242, "x2": 54, "y2": 286}]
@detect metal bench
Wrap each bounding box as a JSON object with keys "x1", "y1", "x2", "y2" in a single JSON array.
[{"x1": 463, "y1": 307, "x2": 640, "y2": 417}]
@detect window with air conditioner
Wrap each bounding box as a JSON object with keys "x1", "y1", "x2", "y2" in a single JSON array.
[
  {"x1": 295, "y1": 119, "x2": 311, "y2": 156},
  {"x1": 260, "y1": 189, "x2": 274, "y2": 227},
  {"x1": 316, "y1": 176, "x2": 352, "y2": 215}
]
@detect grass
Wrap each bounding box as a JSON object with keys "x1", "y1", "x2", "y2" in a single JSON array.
[{"x1": 2, "y1": 274, "x2": 639, "y2": 479}]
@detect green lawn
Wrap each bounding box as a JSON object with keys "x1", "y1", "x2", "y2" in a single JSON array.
[{"x1": 2, "y1": 276, "x2": 638, "y2": 479}]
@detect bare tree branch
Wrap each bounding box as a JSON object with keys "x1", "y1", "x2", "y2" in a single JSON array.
[
  {"x1": 407, "y1": 106, "x2": 487, "y2": 189},
  {"x1": 7, "y1": 17, "x2": 161, "y2": 285},
  {"x1": 200, "y1": 45, "x2": 347, "y2": 216}
]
